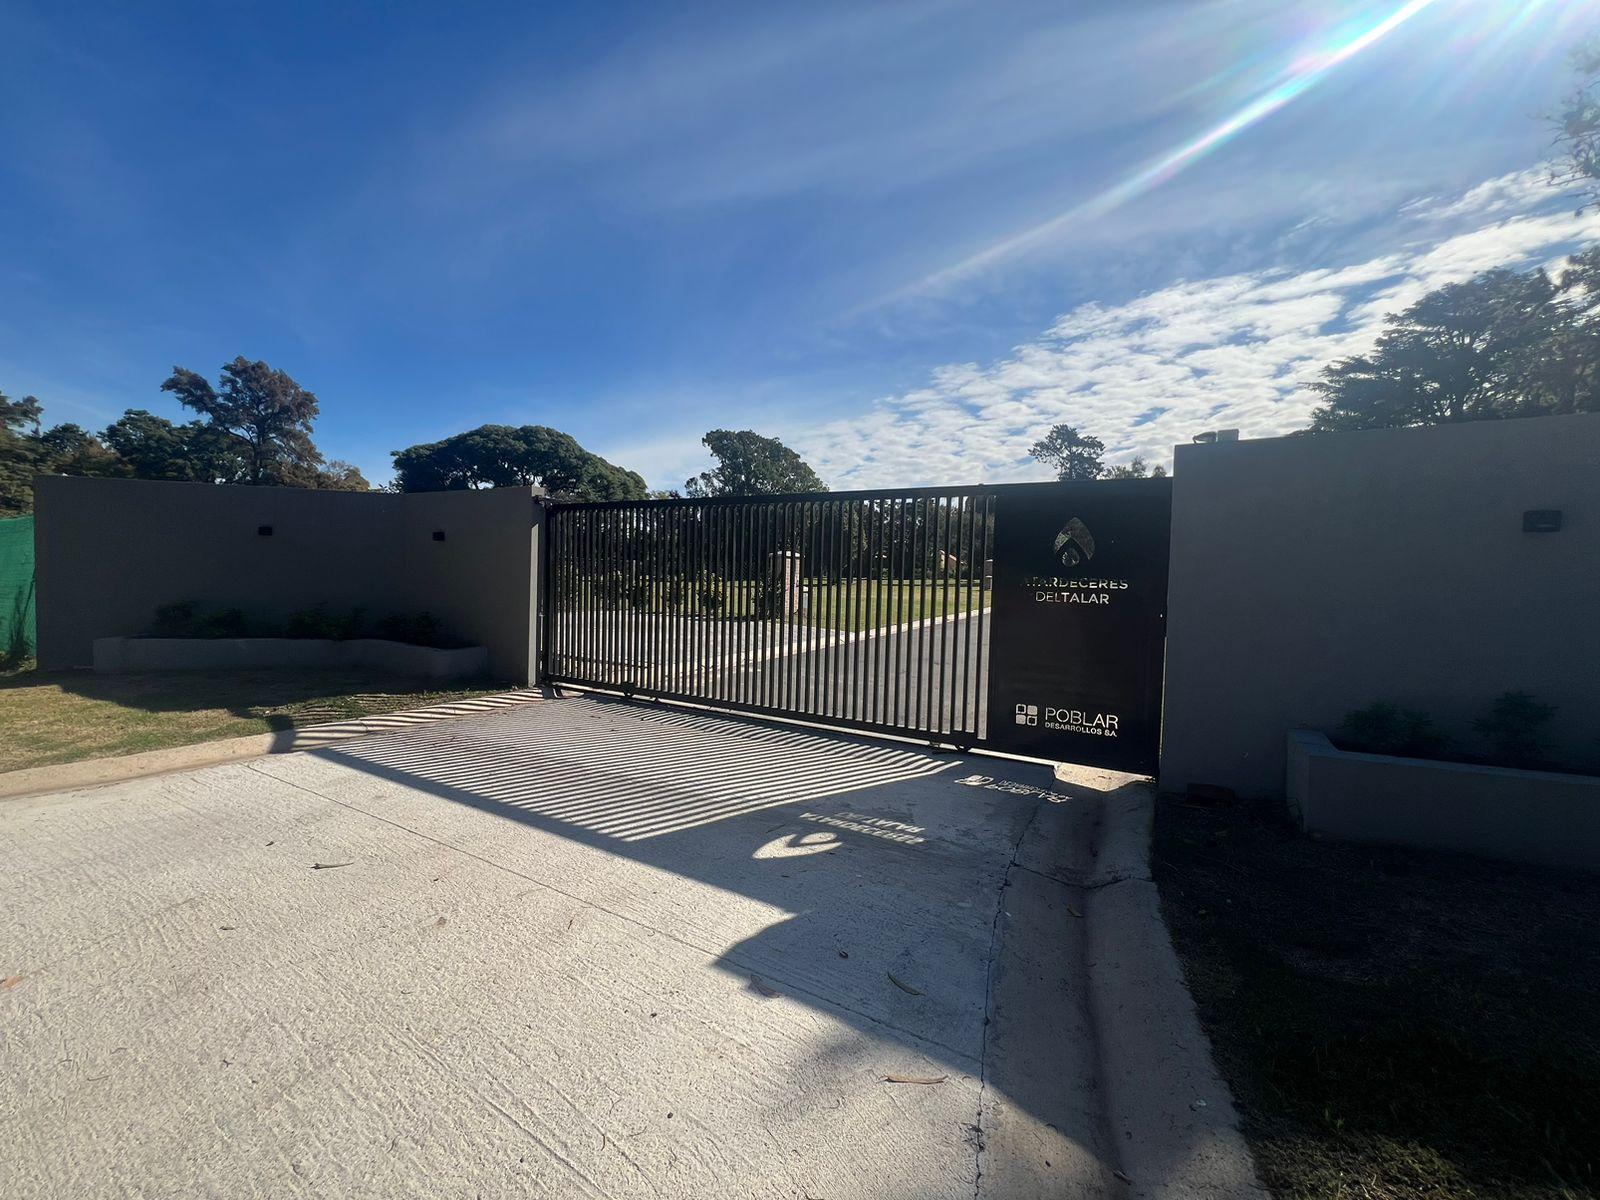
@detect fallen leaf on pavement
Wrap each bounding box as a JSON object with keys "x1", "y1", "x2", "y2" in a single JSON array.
[
  {"x1": 311, "y1": 862, "x2": 354, "y2": 870},
  {"x1": 887, "y1": 972, "x2": 923, "y2": 996},
  {"x1": 2, "y1": 975, "x2": 23, "y2": 989},
  {"x1": 1067, "y1": 905, "x2": 1083, "y2": 919},
  {"x1": 884, "y1": 1073, "x2": 946, "y2": 1085},
  {"x1": 750, "y1": 975, "x2": 781, "y2": 998}
]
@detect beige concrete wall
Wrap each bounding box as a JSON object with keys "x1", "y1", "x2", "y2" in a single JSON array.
[
  {"x1": 34, "y1": 476, "x2": 541, "y2": 683},
  {"x1": 34, "y1": 476, "x2": 405, "y2": 671},
  {"x1": 1161, "y1": 413, "x2": 1600, "y2": 796},
  {"x1": 400, "y1": 487, "x2": 539, "y2": 683}
]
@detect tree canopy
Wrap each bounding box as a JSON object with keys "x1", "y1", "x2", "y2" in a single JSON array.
[
  {"x1": 101, "y1": 410, "x2": 243, "y2": 483},
  {"x1": 1028, "y1": 425, "x2": 1166, "y2": 480},
  {"x1": 0, "y1": 391, "x2": 44, "y2": 516},
  {"x1": 391, "y1": 424, "x2": 647, "y2": 500},
  {"x1": 684, "y1": 429, "x2": 827, "y2": 496},
  {"x1": 161, "y1": 357, "x2": 326, "y2": 487},
  {"x1": 1104, "y1": 456, "x2": 1167, "y2": 480},
  {"x1": 1029, "y1": 424, "x2": 1106, "y2": 480},
  {"x1": 1554, "y1": 40, "x2": 1600, "y2": 206},
  {"x1": 1307, "y1": 257, "x2": 1600, "y2": 432}
]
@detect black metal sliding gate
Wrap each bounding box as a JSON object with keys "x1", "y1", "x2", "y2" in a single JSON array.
[
  {"x1": 542, "y1": 487, "x2": 995, "y2": 744},
  {"x1": 541, "y1": 480, "x2": 1172, "y2": 772}
]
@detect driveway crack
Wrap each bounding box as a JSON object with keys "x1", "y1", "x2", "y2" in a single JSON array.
[{"x1": 972, "y1": 797, "x2": 1044, "y2": 1199}]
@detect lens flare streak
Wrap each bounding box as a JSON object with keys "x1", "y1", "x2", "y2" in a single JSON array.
[{"x1": 919, "y1": 0, "x2": 1444, "y2": 290}]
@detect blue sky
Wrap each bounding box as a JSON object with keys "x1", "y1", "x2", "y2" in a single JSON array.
[{"x1": 2, "y1": 0, "x2": 1597, "y2": 489}]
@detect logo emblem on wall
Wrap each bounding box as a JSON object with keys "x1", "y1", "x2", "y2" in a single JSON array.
[
  {"x1": 1053, "y1": 517, "x2": 1095, "y2": 568},
  {"x1": 1015, "y1": 704, "x2": 1039, "y2": 726}
]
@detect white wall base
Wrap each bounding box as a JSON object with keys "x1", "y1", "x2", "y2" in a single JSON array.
[{"x1": 1288, "y1": 729, "x2": 1600, "y2": 873}]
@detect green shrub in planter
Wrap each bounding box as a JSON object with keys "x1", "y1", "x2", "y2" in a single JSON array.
[
  {"x1": 1335, "y1": 702, "x2": 1450, "y2": 759},
  {"x1": 1472, "y1": 691, "x2": 1556, "y2": 770},
  {"x1": 286, "y1": 605, "x2": 367, "y2": 640}
]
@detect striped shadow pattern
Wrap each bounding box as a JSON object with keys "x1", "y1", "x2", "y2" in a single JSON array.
[
  {"x1": 323, "y1": 698, "x2": 957, "y2": 842},
  {"x1": 280, "y1": 690, "x2": 545, "y2": 750}
]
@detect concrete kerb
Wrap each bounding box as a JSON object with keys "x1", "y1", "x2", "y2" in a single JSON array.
[
  {"x1": 0, "y1": 690, "x2": 544, "y2": 800},
  {"x1": 1073, "y1": 771, "x2": 1268, "y2": 1199}
]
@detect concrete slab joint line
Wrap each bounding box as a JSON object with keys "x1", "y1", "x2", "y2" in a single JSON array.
[{"x1": 1079, "y1": 779, "x2": 1268, "y2": 1198}]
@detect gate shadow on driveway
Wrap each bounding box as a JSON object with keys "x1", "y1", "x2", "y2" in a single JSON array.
[{"x1": 280, "y1": 693, "x2": 1131, "y2": 1196}]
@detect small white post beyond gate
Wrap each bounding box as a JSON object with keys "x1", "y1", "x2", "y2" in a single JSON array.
[{"x1": 765, "y1": 550, "x2": 802, "y2": 617}]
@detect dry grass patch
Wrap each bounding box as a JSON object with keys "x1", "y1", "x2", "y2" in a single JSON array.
[
  {"x1": 0, "y1": 666, "x2": 506, "y2": 773},
  {"x1": 1155, "y1": 795, "x2": 1600, "y2": 1200}
]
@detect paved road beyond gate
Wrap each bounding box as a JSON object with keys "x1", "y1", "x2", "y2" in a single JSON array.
[{"x1": 541, "y1": 480, "x2": 1171, "y2": 773}]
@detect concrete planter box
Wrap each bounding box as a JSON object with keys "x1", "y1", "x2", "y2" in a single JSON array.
[
  {"x1": 1287, "y1": 729, "x2": 1600, "y2": 873},
  {"x1": 93, "y1": 636, "x2": 489, "y2": 680}
]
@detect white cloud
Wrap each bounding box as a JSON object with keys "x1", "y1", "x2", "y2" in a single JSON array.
[
  {"x1": 1399, "y1": 167, "x2": 1558, "y2": 223},
  {"x1": 795, "y1": 170, "x2": 1600, "y2": 489}
]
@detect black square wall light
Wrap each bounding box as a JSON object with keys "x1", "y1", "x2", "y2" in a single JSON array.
[
  {"x1": 1522, "y1": 510, "x2": 1562, "y2": 533},
  {"x1": 432, "y1": 530, "x2": 446, "y2": 542},
  {"x1": 257, "y1": 525, "x2": 273, "y2": 537}
]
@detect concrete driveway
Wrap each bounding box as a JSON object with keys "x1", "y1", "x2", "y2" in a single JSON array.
[{"x1": 2, "y1": 695, "x2": 1134, "y2": 1199}]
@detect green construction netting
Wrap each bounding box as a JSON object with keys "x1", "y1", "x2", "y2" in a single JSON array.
[{"x1": 0, "y1": 515, "x2": 37, "y2": 661}]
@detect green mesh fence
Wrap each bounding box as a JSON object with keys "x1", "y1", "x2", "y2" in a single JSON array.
[{"x1": 0, "y1": 515, "x2": 37, "y2": 663}]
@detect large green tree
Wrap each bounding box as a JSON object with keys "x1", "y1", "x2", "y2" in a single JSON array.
[
  {"x1": 1029, "y1": 423, "x2": 1105, "y2": 480},
  {"x1": 1307, "y1": 263, "x2": 1600, "y2": 432},
  {"x1": 683, "y1": 430, "x2": 826, "y2": 497},
  {"x1": 392, "y1": 424, "x2": 646, "y2": 500},
  {"x1": 161, "y1": 357, "x2": 325, "y2": 486}
]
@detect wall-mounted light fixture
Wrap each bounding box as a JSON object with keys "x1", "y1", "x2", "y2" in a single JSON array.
[
  {"x1": 432, "y1": 530, "x2": 446, "y2": 542},
  {"x1": 257, "y1": 525, "x2": 273, "y2": 537},
  {"x1": 1523, "y1": 509, "x2": 1562, "y2": 533}
]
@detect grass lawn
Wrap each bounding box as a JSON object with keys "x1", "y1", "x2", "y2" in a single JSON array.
[
  {"x1": 799, "y1": 578, "x2": 986, "y2": 632},
  {"x1": 0, "y1": 665, "x2": 508, "y2": 774},
  {"x1": 1154, "y1": 795, "x2": 1600, "y2": 1199},
  {"x1": 567, "y1": 577, "x2": 988, "y2": 633}
]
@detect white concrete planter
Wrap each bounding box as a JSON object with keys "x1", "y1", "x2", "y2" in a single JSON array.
[
  {"x1": 93, "y1": 636, "x2": 489, "y2": 680},
  {"x1": 1287, "y1": 729, "x2": 1600, "y2": 873}
]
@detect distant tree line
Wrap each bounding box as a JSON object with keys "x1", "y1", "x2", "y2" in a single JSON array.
[{"x1": 2, "y1": 353, "x2": 825, "y2": 514}]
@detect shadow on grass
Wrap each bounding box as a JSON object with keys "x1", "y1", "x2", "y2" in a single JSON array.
[{"x1": 1154, "y1": 795, "x2": 1600, "y2": 1200}]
